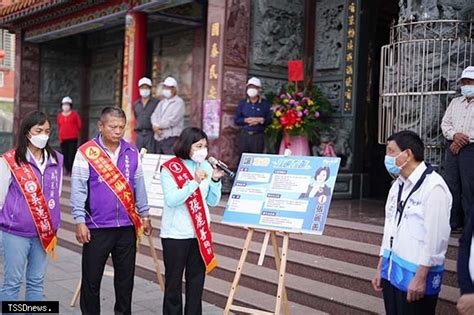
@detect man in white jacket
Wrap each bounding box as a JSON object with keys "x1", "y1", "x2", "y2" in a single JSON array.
[{"x1": 372, "y1": 130, "x2": 452, "y2": 314}]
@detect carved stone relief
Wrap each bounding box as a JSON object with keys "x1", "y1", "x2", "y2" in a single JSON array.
[
  {"x1": 316, "y1": 81, "x2": 343, "y2": 114},
  {"x1": 223, "y1": 69, "x2": 247, "y2": 109},
  {"x1": 257, "y1": 76, "x2": 286, "y2": 96},
  {"x1": 249, "y1": 0, "x2": 304, "y2": 71},
  {"x1": 398, "y1": 0, "x2": 474, "y2": 22},
  {"x1": 314, "y1": 0, "x2": 345, "y2": 73},
  {"x1": 40, "y1": 64, "x2": 82, "y2": 103},
  {"x1": 89, "y1": 67, "x2": 115, "y2": 102},
  {"x1": 20, "y1": 59, "x2": 40, "y2": 103},
  {"x1": 314, "y1": 118, "x2": 354, "y2": 171},
  {"x1": 225, "y1": 0, "x2": 250, "y2": 67},
  {"x1": 220, "y1": 111, "x2": 241, "y2": 169}
]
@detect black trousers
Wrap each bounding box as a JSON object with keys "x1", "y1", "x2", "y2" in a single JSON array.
[
  {"x1": 443, "y1": 143, "x2": 474, "y2": 228},
  {"x1": 161, "y1": 238, "x2": 205, "y2": 315},
  {"x1": 135, "y1": 130, "x2": 155, "y2": 154},
  {"x1": 80, "y1": 226, "x2": 136, "y2": 315},
  {"x1": 156, "y1": 136, "x2": 178, "y2": 155},
  {"x1": 239, "y1": 130, "x2": 264, "y2": 156},
  {"x1": 60, "y1": 138, "x2": 78, "y2": 173},
  {"x1": 382, "y1": 279, "x2": 438, "y2": 315}
]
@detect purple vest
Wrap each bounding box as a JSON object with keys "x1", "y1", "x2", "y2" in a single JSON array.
[
  {"x1": 0, "y1": 151, "x2": 63, "y2": 238},
  {"x1": 84, "y1": 137, "x2": 138, "y2": 229}
]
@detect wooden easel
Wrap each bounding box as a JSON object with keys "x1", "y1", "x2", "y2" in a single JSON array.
[
  {"x1": 224, "y1": 228, "x2": 292, "y2": 315},
  {"x1": 69, "y1": 234, "x2": 165, "y2": 307}
]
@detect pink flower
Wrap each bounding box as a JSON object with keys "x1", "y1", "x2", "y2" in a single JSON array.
[
  {"x1": 297, "y1": 111, "x2": 303, "y2": 117},
  {"x1": 280, "y1": 94, "x2": 286, "y2": 99},
  {"x1": 297, "y1": 92, "x2": 303, "y2": 97},
  {"x1": 289, "y1": 99, "x2": 296, "y2": 105},
  {"x1": 315, "y1": 111, "x2": 320, "y2": 118},
  {"x1": 303, "y1": 109, "x2": 309, "y2": 115}
]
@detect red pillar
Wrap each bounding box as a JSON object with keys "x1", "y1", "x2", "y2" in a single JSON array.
[{"x1": 122, "y1": 11, "x2": 147, "y2": 143}]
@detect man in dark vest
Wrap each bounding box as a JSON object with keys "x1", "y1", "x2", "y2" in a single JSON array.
[{"x1": 133, "y1": 77, "x2": 158, "y2": 153}]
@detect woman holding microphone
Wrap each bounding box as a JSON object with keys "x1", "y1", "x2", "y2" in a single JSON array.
[{"x1": 160, "y1": 127, "x2": 224, "y2": 315}]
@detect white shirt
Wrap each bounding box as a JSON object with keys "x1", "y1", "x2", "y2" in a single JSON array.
[
  {"x1": 441, "y1": 96, "x2": 474, "y2": 142},
  {"x1": 380, "y1": 162, "x2": 452, "y2": 267},
  {"x1": 469, "y1": 236, "x2": 474, "y2": 281}
]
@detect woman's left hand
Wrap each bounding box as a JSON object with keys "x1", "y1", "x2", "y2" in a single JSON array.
[{"x1": 211, "y1": 166, "x2": 225, "y2": 181}]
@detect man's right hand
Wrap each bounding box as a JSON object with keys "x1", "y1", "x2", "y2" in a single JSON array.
[
  {"x1": 450, "y1": 142, "x2": 461, "y2": 155},
  {"x1": 371, "y1": 270, "x2": 383, "y2": 292},
  {"x1": 76, "y1": 223, "x2": 91, "y2": 244},
  {"x1": 454, "y1": 133, "x2": 470, "y2": 147}
]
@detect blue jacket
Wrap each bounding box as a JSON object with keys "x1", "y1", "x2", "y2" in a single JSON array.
[
  {"x1": 160, "y1": 159, "x2": 222, "y2": 239},
  {"x1": 234, "y1": 97, "x2": 272, "y2": 133},
  {"x1": 458, "y1": 210, "x2": 474, "y2": 294}
]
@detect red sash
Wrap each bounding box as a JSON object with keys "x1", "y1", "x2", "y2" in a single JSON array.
[
  {"x1": 3, "y1": 150, "x2": 57, "y2": 255},
  {"x1": 79, "y1": 140, "x2": 142, "y2": 238},
  {"x1": 162, "y1": 157, "x2": 217, "y2": 273}
]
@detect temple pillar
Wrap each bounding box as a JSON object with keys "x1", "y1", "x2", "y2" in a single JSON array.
[{"x1": 122, "y1": 11, "x2": 147, "y2": 143}]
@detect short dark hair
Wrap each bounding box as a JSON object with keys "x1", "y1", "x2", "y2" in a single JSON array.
[
  {"x1": 314, "y1": 166, "x2": 330, "y2": 181},
  {"x1": 15, "y1": 110, "x2": 57, "y2": 165},
  {"x1": 100, "y1": 106, "x2": 126, "y2": 122},
  {"x1": 387, "y1": 130, "x2": 424, "y2": 161},
  {"x1": 174, "y1": 127, "x2": 208, "y2": 160}
]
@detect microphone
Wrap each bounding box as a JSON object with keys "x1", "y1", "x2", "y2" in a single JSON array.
[{"x1": 208, "y1": 156, "x2": 235, "y2": 178}]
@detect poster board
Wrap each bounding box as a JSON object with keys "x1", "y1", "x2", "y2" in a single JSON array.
[
  {"x1": 141, "y1": 154, "x2": 173, "y2": 216},
  {"x1": 222, "y1": 153, "x2": 340, "y2": 235}
]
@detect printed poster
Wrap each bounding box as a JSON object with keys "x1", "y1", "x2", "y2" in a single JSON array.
[{"x1": 222, "y1": 153, "x2": 340, "y2": 235}]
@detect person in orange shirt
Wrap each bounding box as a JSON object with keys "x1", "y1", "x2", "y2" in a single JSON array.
[{"x1": 57, "y1": 96, "x2": 82, "y2": 175}]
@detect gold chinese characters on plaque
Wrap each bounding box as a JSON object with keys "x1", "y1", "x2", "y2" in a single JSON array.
[{"x1": 344, "y1": 0, "x2": 357, "y2": 113}]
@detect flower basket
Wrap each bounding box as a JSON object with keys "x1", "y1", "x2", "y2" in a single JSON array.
[{"x1": 265, "y1": 83, "x2": 332, "y2": 155}]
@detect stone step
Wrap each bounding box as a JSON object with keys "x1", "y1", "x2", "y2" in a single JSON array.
[
  {"x1": 56, "y1": 226, "x2": 327, "y2": 315},
  {"x1": 59, "y1": 197, "x2": 459, "y2": 289},
  {"x1": 58, "y1": 208, "x2": 458, "y2": 313}
]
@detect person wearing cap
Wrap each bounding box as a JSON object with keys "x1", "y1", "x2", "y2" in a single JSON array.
[
  {"x1": 441, "y1": 66, "x2": 474, "y2": 231},
  {"x1": 134, "y1": 77, "x2": 159, "y2": 153},
  {"x1": 234, "y1": 77, "x2": 272, "y2": 156},
  {"x1": 57, "y1": 96, "x2": 82, "y2": 175},
  {"x1": 151, "y1": 76, "x2": 185, "y2": 154}
]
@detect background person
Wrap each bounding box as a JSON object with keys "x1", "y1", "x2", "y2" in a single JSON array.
[
  {"x1": 57, "y1": 96, "x2": 81, "y2": 175},
  {"x1": 234, "y1": 77, "x2": 272, "y2": 157},
  {"x1": 441, "y1": 66, "x2": 474, "y2": 231},
  {"x1": 151, "y1": 76, "x2": 185, "y2": 155},
  {"x1": 134, "y1": 77, "x2": 159, "y2": 153}
]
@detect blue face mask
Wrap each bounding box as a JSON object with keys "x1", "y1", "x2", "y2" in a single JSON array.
[
  {"x1": 461, "y1": 85, "x2": 474, "y2": 98},
  {"x1": 384, "y1": 151, "x2": 405, "y2": 175}
]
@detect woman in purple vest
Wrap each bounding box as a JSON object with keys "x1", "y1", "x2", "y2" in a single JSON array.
[{"x1": 0, "y1": 110, "x2": 63, "y2": 302}]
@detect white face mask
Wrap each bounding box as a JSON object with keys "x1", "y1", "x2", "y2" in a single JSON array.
[
  {"x1": 140, "y1": 88, "x2": 151, "y2": 97},
  {"x1": 461, "y1": 85, "x2": 474, "y2": 98},
  {"x1": 247, "y1": 88, "x2": 259, "y2": 98},
  {"x1": 29, "y1": 134, "x2": 49, "y2": 149},
  {"x1": 162, "y1": 89, "x2": 173, "y2": 99},
  {"x1": 62, "y1": 104, "x2": 71, "y2": 112},
  {"x1": 191, "y1": 148, "x2": 208, "y2": 163}
]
